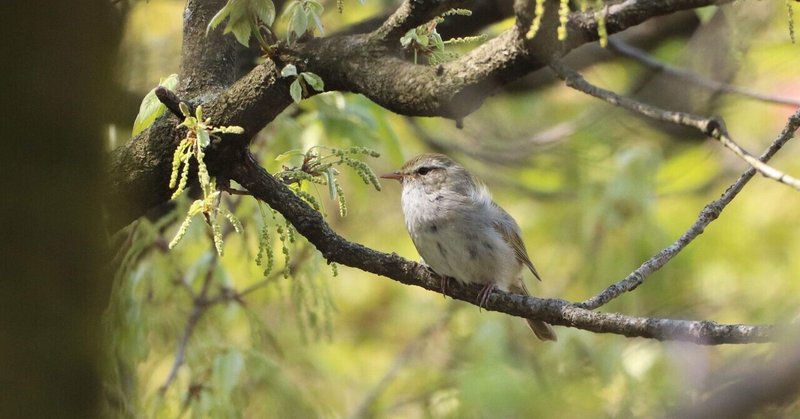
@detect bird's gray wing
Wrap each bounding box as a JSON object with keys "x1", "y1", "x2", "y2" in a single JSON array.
[{"x1": 492, "y1": 204, "x2": 542, "y2": 281}]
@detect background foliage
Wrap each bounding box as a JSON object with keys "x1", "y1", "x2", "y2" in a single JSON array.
[{"x1": 107, "y1": 1, "x2": 800, "y2": 417}]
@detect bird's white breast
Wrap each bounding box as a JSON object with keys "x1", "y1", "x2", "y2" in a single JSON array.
[{"x1": 401, "y1": 184, "x2": 521, "y2": 291}]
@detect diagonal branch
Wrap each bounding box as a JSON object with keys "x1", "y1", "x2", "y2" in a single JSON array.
[
  {"x1": 229, "y1": 150, "x2": 779, "y2": 345},
  {"x1": 608, "y1": 38, "x2": 800, "y2": 108},
  {"x1": 548, "y1": 59, "x2": 800, "y2": 309},
  {"x1": 579, "y1": 109, "x2": 800, "y2": 310},
  {"x1": 565, "y1": 0, "x2": 734, "y2": 49},
  {"x1": 549, "y1": 59, "x2": 800, "y2": 192}
]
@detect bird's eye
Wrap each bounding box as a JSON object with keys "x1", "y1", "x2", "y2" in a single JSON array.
[{"x1": 416, "y1": 167, "x2": 431, "y2": 176}]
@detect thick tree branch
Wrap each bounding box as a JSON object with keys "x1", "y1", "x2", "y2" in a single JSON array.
[
  {"x1": 106, "y1": 60, "x2": 292, "y2": 231},
  {"x1": 229, "y1": 151, "x2": 778, "y2": 345},
  {"x1": 565, "y1": 0, "x2": 733, "y2": 49},
  {"x1": 179, "y1": 0, "x2": 241, "y2": 94}
]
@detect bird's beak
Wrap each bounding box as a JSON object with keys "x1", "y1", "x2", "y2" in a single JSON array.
[{"x1": 380, "y1": 171, "x2": 404, "y2": 181}]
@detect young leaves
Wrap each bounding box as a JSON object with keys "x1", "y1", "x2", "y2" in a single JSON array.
[
  {"x1": 207, "y1": 0, "x2": 276, "y2": 47},
  {"x1": 281, "y1": 64, "x2": 325, "y2": 103},
  {"x1": 274, "y1": 146, "x2": 382, "y2": 218},
  {"x1": 400, "y1": 9, "x2": 484, "y2": 65},
  {"x1": 132, "y1": 74, "x2": 179, "y2": 137},
  {"x1": 284, "y1": 0, "x2": 324, "y2": 43}
]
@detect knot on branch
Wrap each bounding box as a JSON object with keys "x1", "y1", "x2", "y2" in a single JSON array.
[
  {"x1": 155, "y1": 86, "x2": 188, "y2": 119},
  {"x1": 704, "y1": 116, "x2": 726, "y2": 138}
]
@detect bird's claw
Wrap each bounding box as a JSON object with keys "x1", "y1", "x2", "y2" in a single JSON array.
[
  {"x1": 476, "y1": 284, "x2": 496, "y2": 311},
  {"x1": 440, "y1": 276, "x2": 452, "y2": 298}
]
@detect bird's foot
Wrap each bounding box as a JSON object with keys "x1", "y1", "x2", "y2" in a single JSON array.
[
  {"x1": 440, "y1": 276, "x2": 453, "y2": 298},
  {"x1": 476, "y1": 283, "x2": 496, "y2": 311}
]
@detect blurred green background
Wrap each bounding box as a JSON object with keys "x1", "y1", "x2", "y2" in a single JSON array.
[{"x1": 106, "y1": 1, "x2": 800, "y2": 417}]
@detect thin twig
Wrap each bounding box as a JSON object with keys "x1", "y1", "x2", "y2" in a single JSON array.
[
  {"x1": 580, "y1": 108, "x2": 800, "y2": 310},
  {"x1": 548, "y1": 59, "x2": 800, "y2": 192},
  {"x1": 608, "y1": 38, "x2": 800, "y2": 108},
  {"x1": 160, "y1": 249, "x2": 218, "y2": 394},
  {"x1": 715, "y1": 132, "x2": 800, "y2": 190}
]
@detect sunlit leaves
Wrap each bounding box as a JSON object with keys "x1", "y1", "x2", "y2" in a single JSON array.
[
  {"x1": 131, "y1": 74, "x2": 178, "y2": 137},
  {"x1": 281, "y1": 64, "x2": 325, "y2": 103},
  {"x1": 207, "y1": 0, "x2": 276, "y2": 47},
  {"x1": 275, "y1": 145, "x2": 381, "y2": 218},
  {"x1": 400, "y1": 9, "x2": 484, "y2": 65},
  {"x1": 284, "y1": 0, "x2": 324, "y2": 43}
]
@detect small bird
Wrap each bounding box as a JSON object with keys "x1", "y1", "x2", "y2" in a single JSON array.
[{"x1": 381, "y1": 153, "x2": 557, "y2": 341}]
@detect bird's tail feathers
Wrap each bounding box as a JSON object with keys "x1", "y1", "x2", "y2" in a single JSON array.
[{"x1": 509, "y1": 280, "x2": 558, "y2": 342}]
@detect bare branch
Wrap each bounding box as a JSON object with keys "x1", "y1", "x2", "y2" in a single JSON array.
[
  {"x1": 229, "y1": 152, "x2": 780, "y2": 345},
  {"x1": 278, "y1": 0, "x2": 726, "y2": 120},
  {"x1": 716, "y1": 131, "x2": 800, "y2": 191},
  {"x1": 581, "y1": 108, "x2": 800, "y2": 310},
  {"x1": 565, "y1": 0, "x2": 735, "y2": 49},
  {"x1": 160, "y1": 249, "x2": 218, "y2": 394},
  {"x1": 608, "y1": 38, "x2": 800, "y2": 108},
  {"x1": 549, "y1": 59, "x2": 720, "y2": 133},
  {"x1": 549, "y1": 59, "x2": 800, "y2": 192}
]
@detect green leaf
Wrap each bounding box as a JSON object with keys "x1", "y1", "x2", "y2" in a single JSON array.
[
  {"x1": 212, "y1": 349, "x2": 244, "y2": 394},
  {"x1": 197, "y1": 127, "x2": 211, "y2": 148},
  {"x1": 307, "y1": 0, "x2": 323, "y2": 15},
  {"x1": 283, "y1": 0, "x2": 300, "y2": 16},
  {"x1": 281, "y1": 64, "x2": 298, "y2": 78},
  {"x1": 207, "y1": 3, "x2": 233, "y2": 34},
  {"x1": 695, "y1": 5, "x2": 718, "y2": 24},
  {"x1": 274, "y1": 149, "x2": 305, "y2": 161},
  {"x1": 131, "y1": 74, "x2": 179, "y2": 137},
  {"x1": 229, "y1": 18, "x2": 252, "y2": 46},
  {"x1": 179, "y1": 101, "x2": 190, "y2": 117},
  {"x1": 324, "y1": 168, "x2": 337, "y2": 199},
  {"x1": 400, "y1": 29, "x2": 415, "y2": 47},
  {"x1": 251, "y1": 0, "x2": 276, "y2": 26},
  {"x1": 310, "y1": 11, "x2": 324, "y2": 35},
  {"x1": 418, "y1": 33, "x2": 429, "y2": 47},
  {"x1": 289, "y1": 5, "x2": 308, "y2": 40},
  {"x1": 431, "y1": 30, "x2": 445, "y2": 51},
  {"x1": 301, "y1": 72, "x2": 324, "y2": 92},
  {"x1": 289, "y1": 79, "x2": 303, "y2": 103}
]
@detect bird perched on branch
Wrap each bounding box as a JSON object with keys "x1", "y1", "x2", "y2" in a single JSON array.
[{"x1": 381, "y1": 153, "x2": 557, "y2": 341}]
